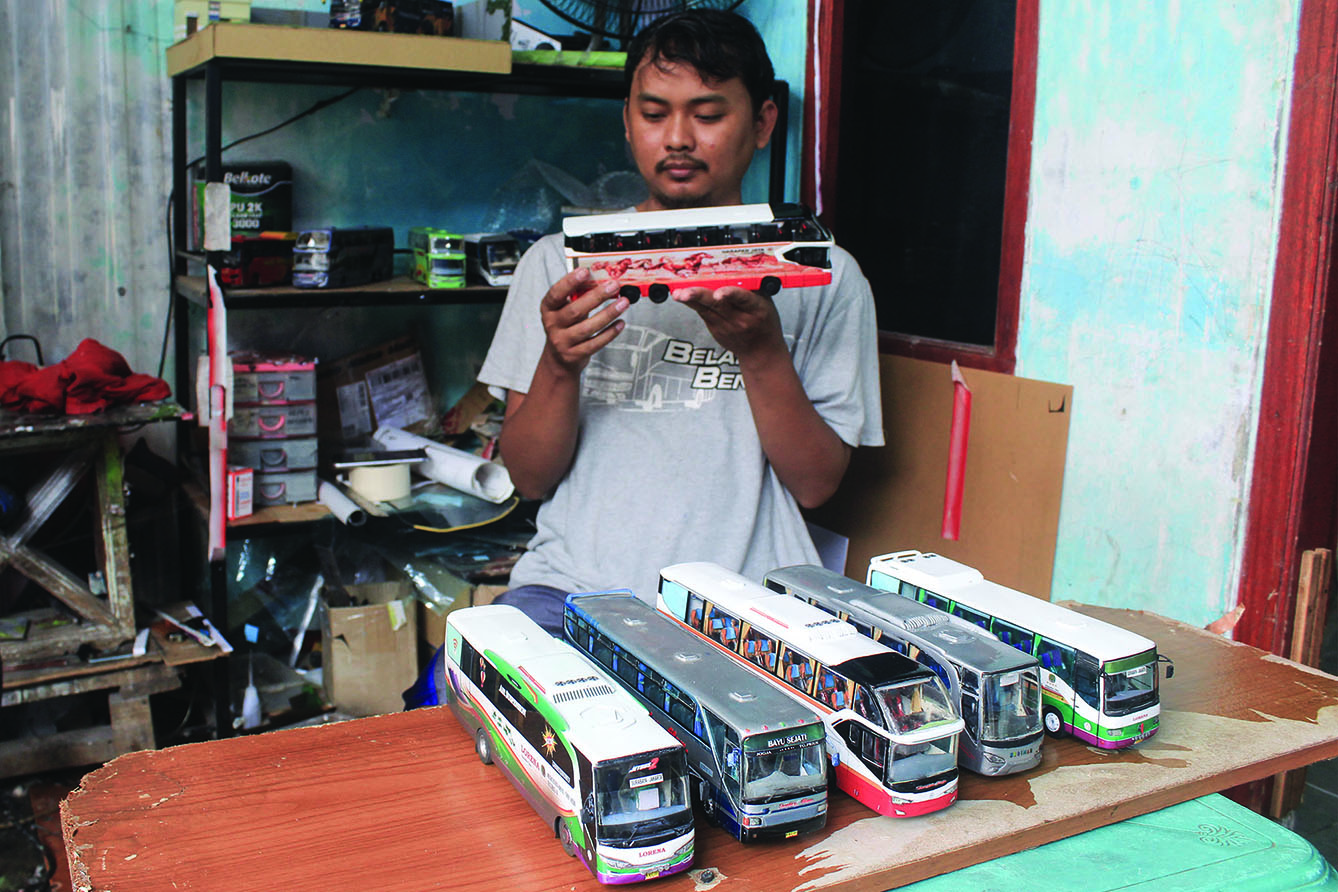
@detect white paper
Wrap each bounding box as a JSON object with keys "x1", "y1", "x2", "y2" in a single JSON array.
[
  {"x1": 373, "y1": 426, "x2": 514, "y2": 504},
  {"x1": 318, "y1": 478, "x2": 367, "y2": 526}
]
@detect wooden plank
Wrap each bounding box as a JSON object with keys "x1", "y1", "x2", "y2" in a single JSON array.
[
  {"x1": 1, "y1": 662, "x2": 178, "y2": 707},
  {"x1": 0, "y1": 616, "x2": 123, "y2": 666},
  {"x1": 60, "y1": 606, "x2": 1338, "y2": 892},
  {"x1": 0, "y1": 725, "x2": 118, "y2": 777},
  {"x1": 1268, "y1": 547, "x2": 1334, "y2": 817},
  {"x1": 165, "y1": 23, "x2": 511, "y2": 78},
  {"x1": 93, "y1": 432, "x2": 136, "y2": 636},
  {"x1": 0, "y1": 544, "x2": 116, "y2": 626}
]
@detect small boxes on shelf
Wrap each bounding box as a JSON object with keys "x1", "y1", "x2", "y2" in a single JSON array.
[{"x1": 228, "y1": 352, "x2": 318, "y2": 507}]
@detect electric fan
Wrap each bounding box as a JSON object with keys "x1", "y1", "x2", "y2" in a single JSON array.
[{"x1": 536, "y1": 0, "x2": 745, "y2": 46}]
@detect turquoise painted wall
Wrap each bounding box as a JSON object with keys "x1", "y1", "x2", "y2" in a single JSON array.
[{"x1": 1016, "y1": 1, "x2": 1300, "y2": 627}]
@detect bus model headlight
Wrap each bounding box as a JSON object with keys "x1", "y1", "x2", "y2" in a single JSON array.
[
  {"x1": 743, "y1": 815, "x2": 764, "y2": 827},
  {"x1": 602, "y1": 856, "x2": 632, "y2": 870},
  {"x1": 817, "y1": 801, "x2": 827, "y2": 814},
  {"x1": 672, "y1": 840, "x2": 693, "y2": 860},
  {"x1": 983, "y1": 752, "x2": 1005, "y2": 765}
]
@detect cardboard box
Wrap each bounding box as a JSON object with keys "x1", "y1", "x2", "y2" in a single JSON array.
[
  {"x1": 188, "y1": 162, "x2": 293, "y2": 252},
  {"x1": 807, "y1": 354, "x2": 1073, "y2": 600},
  {"x1": 317, "y1": 336, "x2": 438, "y2": 445},
  {"x1": 419, "y1": 582, "x2": 507, "y2": 651},
  {"x1": 322, "y1": 581, "x2": 419, "y2": 716}
]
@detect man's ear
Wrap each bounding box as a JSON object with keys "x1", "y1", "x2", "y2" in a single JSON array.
[
  {"x1": 754, "y1": 98, "x2": 779, "y2": 150},
  {"x1": 623, "y1": 99, "x2": 632, "y2": 144}
]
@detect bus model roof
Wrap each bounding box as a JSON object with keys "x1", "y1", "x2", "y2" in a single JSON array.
[
  {"x1": 868, "y1": 551, "x2": 1157, "y2": 664},
  {"x1": 563, "y1": 203, "x2": 779, "y2": 239},
  {"x1": 567, "y1": 591, "x2": 823, "y2": 736},
  {"x1": 449, "y1": 604, "x2": 683, "y2": 763},
  {"x1": 767, "y1": 564, "x2": 1037, "y2": 676},
  {"x1": 661, "y1": 562, "x2": 902, "y2": 670}
]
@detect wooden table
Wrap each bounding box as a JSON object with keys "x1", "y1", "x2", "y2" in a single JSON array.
[{"x1": 60, "y1": 606, "x2": 1338, "y2": 892}]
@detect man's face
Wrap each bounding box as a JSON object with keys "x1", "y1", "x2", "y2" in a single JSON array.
[{"x1": 624, "y1": 57, "x2": 777, "y2": 211}]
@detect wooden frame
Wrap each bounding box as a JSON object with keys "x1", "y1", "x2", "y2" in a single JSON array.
[
  {"x1": 802, "y1": 0, "x2": 1038, "y2": 374},
  {"x1": 1235, "y1": 0, "x2": 1338, "y2": 658}
]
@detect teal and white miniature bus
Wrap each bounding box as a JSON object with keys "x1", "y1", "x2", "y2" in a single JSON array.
[
  {"x1": 443, "y1": 604, "x2": 694, "y2": 884},
  {"x1": 408, "y1": 226, "x2": 466, "y2": 288},
  {"x1": 866, "y1": 550, "x2": 1173, "y2": 749},
  {"x1": 764, "y1": 564, "x2": 1044, "y2": 776},
  {"x1": 564, "y1": 590, "x2": 829, "y2": 842}
]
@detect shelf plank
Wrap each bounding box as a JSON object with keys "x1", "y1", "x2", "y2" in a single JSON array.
[
  {"x1": 173, "y1": 274, "x2": 505, "y2": 308},
  {"x1": 167, "y1": 23, "x2": 511, "y2": 79}
]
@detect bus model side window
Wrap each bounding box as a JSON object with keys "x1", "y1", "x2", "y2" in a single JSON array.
[
  {"x1": 922, "y1": 590, "x2": 950, "y2": 611},
  {"x1": 1037, "y1": 638, "x2": 1076, "y2": 676},
  {"x1": 992, "y1": 618, "x2": 1035, "y2": 655},
  {"x1": 779, "y1": 646, "x2": 816, "y2": 695},
  {"x1": 815, "y1": 665, "x2": 850, "y2": 710},
  {"x1": 952, "y1": 604, "x2": 990, "y2": 630},
  {"x1": 741, "y1": 625, "x2": 779, "y2": 673},
  {"x1": 900, "y1": 580, "x2": 918, "y2": 599},
  {"x1": 643, "y1": 672, "x2": 666, "y2": 713},
  {"x1": 853, "y1": 684, "x2": 881, "y2": 726},
  {"x1": 706, "y1": 605, "x2": 741, "y2": 651},
  {"x1": 688, "y1": 594, "x2": 706, "y2": 631}
]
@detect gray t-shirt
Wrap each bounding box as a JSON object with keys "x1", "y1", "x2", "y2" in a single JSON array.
[{"x1": 478, "y1": 231, "x2": 884, "y2": 599}]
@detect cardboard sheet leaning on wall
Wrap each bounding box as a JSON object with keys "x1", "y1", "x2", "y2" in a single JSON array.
[{"x1": 808, "y1": 354, "x2": 1073, "y2": 601}]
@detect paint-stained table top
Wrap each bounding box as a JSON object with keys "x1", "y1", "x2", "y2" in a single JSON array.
[{"x1": 60, "y1": 606, "x2": 1338, "y2": 892}]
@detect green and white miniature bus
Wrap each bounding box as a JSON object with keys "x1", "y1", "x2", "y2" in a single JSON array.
[
  {"x1": 408, "y1": 226, "x2": 466, "y2": 288},
  {"x1": 866, "y1": 550, "x2": 1173, "y2": 749},
  {"x1": 444, "y1": 604, "x2": 694, "y2": 884}
]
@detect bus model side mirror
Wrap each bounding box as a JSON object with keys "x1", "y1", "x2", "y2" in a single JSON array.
[{"x1": 1158, "y1": 654, "x2": 1175, "y2": 679}]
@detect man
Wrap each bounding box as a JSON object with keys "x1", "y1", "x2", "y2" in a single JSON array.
[{"x1": 480, "y1": 8, "x2": 884, "y2": 632}]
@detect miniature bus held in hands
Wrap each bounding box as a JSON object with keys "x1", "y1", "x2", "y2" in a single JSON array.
[
  {"x1": 443, "y1": 605, "x2": 695, "y2": 884},
  {"x1": 657, "y1": 562, "x2": 965, "y2": 818},
  {"x1": 564, "y1": 591, "x2": 829, "y2": 842},
  {"x1": 763, "y1": 565, "x2": 1044, "y2": 776},
  {"x1": 866, "y1": 551, "x2": 1173, "y2": 749},
  {"x1": 407, "y1": 226, "x2": 466, "y2": 288},
  {"x1": 562, "y1": 203, "x2": 834, "y2": 303}
]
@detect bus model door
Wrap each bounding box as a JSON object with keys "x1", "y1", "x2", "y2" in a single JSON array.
[{"x1": 1071, "y1": 655, "x2": 1102, "y2": 738}]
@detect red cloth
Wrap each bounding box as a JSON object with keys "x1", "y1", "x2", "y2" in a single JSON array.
[{"x1": 0, "y1": 339, "x2": 171, "y2": 415}]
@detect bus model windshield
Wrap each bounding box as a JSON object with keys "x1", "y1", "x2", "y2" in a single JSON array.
[
  {"x1": 981, "y1": 669, "x2": 1043, "y2": 742},
  {"x1": 741, "y1": 736, "x2": 827, "y2": 805},
  {"x1": 594, "y1": 748, "x2": 693, "y2": 846},
  {"x1": 875, "y1": 677, "x2": 957, "y2": 737},
  {"x1": 1102, "y1": 652, "x2": 1159, "y2": 716}
]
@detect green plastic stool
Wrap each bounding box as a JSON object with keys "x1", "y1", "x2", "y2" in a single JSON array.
[{"x1": 900, "y1": 793, "x2": 1337, "y2": 891}]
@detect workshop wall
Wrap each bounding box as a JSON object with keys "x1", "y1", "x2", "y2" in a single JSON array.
[{"x1": 1016, "y1": 1, "x2": 1301, "y2": 627}]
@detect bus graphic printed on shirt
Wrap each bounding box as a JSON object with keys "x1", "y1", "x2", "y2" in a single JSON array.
[
  {"x1": 443, "y1": 604, "x2": 694, "y2": 884},
  {"x1": 865, "y1": 550, "x2": 1172, "y2": 749}
]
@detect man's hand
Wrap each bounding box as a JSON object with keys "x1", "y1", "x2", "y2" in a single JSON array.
[
  {"x1": 540, "y1": 268, "x2": 631, "y2": 374},
  {"x1": 497, "y1": 268, "x2": 629, "y2": 500},
  {"x1": 671, "y1": 284, "x2": 786, "y2": 361}
]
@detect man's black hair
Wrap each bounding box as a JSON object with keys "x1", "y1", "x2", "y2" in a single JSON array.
[{"x1": 624, "y1": 9, "x2": 775, "y2": 114}]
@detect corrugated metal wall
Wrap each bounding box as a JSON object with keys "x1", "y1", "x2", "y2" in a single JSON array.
[{"x1": 0, "y1": 1, "x2": 173, "y2": 384}]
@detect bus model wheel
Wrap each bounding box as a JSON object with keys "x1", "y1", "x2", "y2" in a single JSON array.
[
  {"x1": 559, "y1": 820, "x2": 575, "y2": 857},
  {"x1": 1043, "y1": 708, "x2": 1065, "y2": 737},
  {"x1": 620, "y1": 284, "x2": 641, "y2": 303},
  {"x1": 699, "y1": 781, "x2": 717, "y2": 824},
  {"x1": 475, "y1": 729, "x2": 494, "y2": 764},
  {"x1": 759, "y1": 276, "x2": 782, "y2": 297},
  {"x1": 648, "y1": 283, "x2": 670, "y2": 303}
]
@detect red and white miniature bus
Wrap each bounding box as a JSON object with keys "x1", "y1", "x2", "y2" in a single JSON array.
[{"x1": 563, "y1": 203, "x2": 834, "y2": 303}]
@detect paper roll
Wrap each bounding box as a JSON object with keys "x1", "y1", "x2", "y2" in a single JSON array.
[
  {"x1": 347, "y1": 463, "x2": 411, "y2": 502},
  {"x1": 373, "y1": 426, "x2": 514, "y2": 503},
  {"x1": 318, "y1": 479, "x2": 367, "y2": 526}
]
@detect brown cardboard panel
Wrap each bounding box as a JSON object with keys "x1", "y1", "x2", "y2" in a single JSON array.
[
  {"x1": 322, "y1": 581, "x2": 418, "y2": 717},
  {"x1": 166, "y1": 23, "x2": 511, "y2": 78},
  {"x1": 810, "y1": 354, "x2": 1072, "y2": 599}
]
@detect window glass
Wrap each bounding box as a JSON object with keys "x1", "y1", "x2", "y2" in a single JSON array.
[
  {"x1": 1036, "y1": 637, "x2": 1074, "y2": 674},
  {"x1": 741, "y1": 625, "x2": 779, "y2": 673},
  {"x1": 814, "y1": 665, "x2": 852, "y2": 710},
  {"x1": 779, "y1": 646, "x2": 816, "y2": 694},
  {"x1": 705, "y1": 604, "x2": 742, "y2": 651},
  {"x1": 992, "y1": 618, "x2": 1035, "y2": 654},
  {"x1": 951, "y1": 603, "x2": 990, "y2": 629}
]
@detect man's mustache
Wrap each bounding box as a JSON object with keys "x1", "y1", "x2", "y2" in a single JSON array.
[{"x1": 656, "y1": 156, "x2": 707, "y2": 172}]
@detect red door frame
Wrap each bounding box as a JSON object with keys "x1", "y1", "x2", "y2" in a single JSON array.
[
  {"x1": 1235, "y1": 0, "x2": 1338, "y2": 658},
  {"x1": 802, "y1": 0, "x2": 1038, "y2": 375}
]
